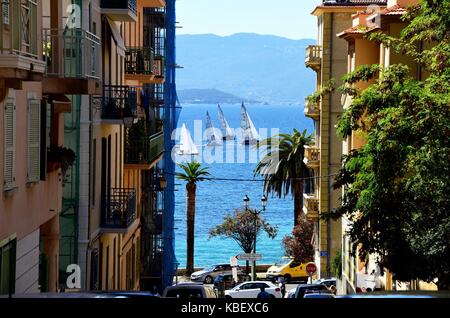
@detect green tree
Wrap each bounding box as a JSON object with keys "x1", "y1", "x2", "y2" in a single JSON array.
[
  {"x1": 332, "y1": 1, "x2": 450, "y2": 290},
  {"x1": 176, "y1": 161, "x2": 211, "y2": 275},
  {"x1": 209, "y1": 208, "x2": 278, "y2": 274},
  {"x1": 254, "y1": 129, "x2": 313, "y2": 226}
]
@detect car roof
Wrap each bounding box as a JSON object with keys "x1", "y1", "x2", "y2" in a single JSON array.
[
  {"x1": 298, "y1": 284, "x2": 326, "y2": 288},
  {"x1": 304, "y1": 294, "x2": 335, "y2": 298},
  {"x1": 3, "y1": 292, "x2": 120, "y2": 298}
]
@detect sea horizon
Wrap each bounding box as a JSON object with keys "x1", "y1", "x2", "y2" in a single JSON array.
[{"x1": 174, "y1": 103, "x2": 314, "y2": 268}]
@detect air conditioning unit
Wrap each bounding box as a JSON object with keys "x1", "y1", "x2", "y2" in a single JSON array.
[{"x1": 2, "y1": 0, "x2": 10, "y2": 26}]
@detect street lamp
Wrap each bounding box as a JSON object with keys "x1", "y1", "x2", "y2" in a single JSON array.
[{"x1": 243, "y1": 194, "x2": 267, "y2": 281}]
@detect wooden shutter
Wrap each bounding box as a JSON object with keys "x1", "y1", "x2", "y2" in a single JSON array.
[
  {"x1": 3, "y1": 99, "x2": 15, "y2": 190},
  {"x1": 27, "y1": 99, "x2": 41, "y2": 183}
]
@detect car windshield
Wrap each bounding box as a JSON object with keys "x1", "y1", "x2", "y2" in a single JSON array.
[
  {"x1": 275, "y1": 258, "x2": 291, "y2": 266},
  {"x1": 203, "y1": 266, "x2": 216, "y2": 272}
]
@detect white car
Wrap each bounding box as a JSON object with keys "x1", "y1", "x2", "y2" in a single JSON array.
[
  {"x1": 285, "y1": 288, "x2": 296, "y2": 298},
  {"x1": 224, "y1": 281, "x2": 282, "y2": 299}
]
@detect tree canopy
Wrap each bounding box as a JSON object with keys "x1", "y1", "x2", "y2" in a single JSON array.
[
  {"x1": 332, "y1": 0, "x2": 450, "y2": 289},
  {"x1": 209, "y1": 208, "x2": 278, "y2": 254}
]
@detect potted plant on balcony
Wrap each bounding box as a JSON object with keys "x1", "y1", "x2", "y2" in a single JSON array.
[{"x1": 47, "y1": 145, "x2": 76, "y2": 180}]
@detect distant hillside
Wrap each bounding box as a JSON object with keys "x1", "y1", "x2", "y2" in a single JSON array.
[
  {"x1": 178, "y1": 88, "x2": 259, "y2": 104},
  {"x1": 176, "y1": 33, "x2": 316, "y2": 104}
]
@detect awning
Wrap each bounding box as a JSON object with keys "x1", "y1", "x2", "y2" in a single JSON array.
[{"x1": 106, "y1": 18, "x2": 125, "y2": 57}]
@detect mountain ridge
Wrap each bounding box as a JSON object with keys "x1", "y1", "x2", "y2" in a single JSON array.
[{"x1": 176, "y1": 33, "x2": 316, "y2": 104}]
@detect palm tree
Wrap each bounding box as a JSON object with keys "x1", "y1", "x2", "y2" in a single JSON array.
[
  {"x1": 254, "y1": 129, "x2": 312, "y2": 226},
  {"x1": 176, "y1": 161, "x2": 211, "y2": 275}
]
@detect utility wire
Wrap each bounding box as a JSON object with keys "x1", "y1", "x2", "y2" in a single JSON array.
[{"x1": 166, "y1": 171, "x2": 340, "y2": 183}]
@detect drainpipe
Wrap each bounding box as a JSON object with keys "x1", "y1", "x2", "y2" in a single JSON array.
[{"x1": 326, "y1": 12, "x2": 334, "y2": 278}]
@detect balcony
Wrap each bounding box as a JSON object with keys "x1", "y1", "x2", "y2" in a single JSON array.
[
  {"x1": 97, "y1": 85, "x2": 138, "y2": 125},
  {"x1": 125, "y1": 131, "x2": 164, "y2": 168},
  {"x1": 152, "y1": 56, "x2": 165, "y2": 83},
  {"x1": 0, "y1": 0, "x2": 46, "y2": 87},
  {"x1": 101, "y1": 0, "x2": 137, "y2": 22},
  {"x1": 125, "y1": 47, "x2": 155, "y2": 83},
  {"x1": 141, "y1": 84, "x2": 164, "y2": 107},
  {"x1": 305, "y1": 45, "x2": 322, "y2": 71},
  {"x1": 101, "y1": 188, "x2": 137, "y2": 232},
  {"x1": 142, "y1": 0, "x2": 166, "y2": 7},
  {"x1": 303, "y1": 193, "x2": 319, "y2": 220},
  {"x1": 42, "y1": 29, "x2": 101, "y2": 95},
  {"x1": 303, "y1": 145, "x2": 320, "y2": 169},
  {"x1": 304, "y1": 98, "x2": 320, "y2": 120}
]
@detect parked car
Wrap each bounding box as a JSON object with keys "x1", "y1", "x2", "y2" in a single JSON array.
[
  {"x1": 285, "y1": 287, "x2": 297, "y2": 298},
  {"x1": 314, "y1": 277, "x2": 337, "y2": 289},
  {"x1": 163, "y1": 282, "x2": 217, "y2": 299},
  {"x1": 214, "y1": 273, "x2": 251, "y2": 290},
  {"x1": 191, "y1": 264, "x2": 241, "y2": 284},
  {"x1": 337, "y1": 292, "x2": 450, "y2": 298},
  {"x1": 303, "y1": 292, "x2": 335, "y2": 299},
  {"x1": 266, "y1": 257, "x2": 310, "y2": 283},
  {"x1": 1, "y1": 292, "x2": 124, "y2": 298},
  {"x1": 294, "y1": 284, "x2": 329, "y2": 298},
  {"x1": 224, "y1": 281, "x2": 282, "y2": 299}
]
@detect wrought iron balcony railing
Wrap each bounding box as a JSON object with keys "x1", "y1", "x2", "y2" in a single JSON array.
[
  {"x1": 125, "y1": 47, "x2": 154, "y2": 75},
  {"x1": 125, "y1": 131, "x2": 164, "y2": 165},
  {"x1": 101, "y1": 188, "x2": 137, "y2": 230},
  {"x1": 305, "y1": 45, "x2": 322, "y2": 71},
  {"x1": 100, "y1": 85, "x2": 138, "y2": 121},
  {"x1": 144, "y1": 84, "x2": 165, "y2": 106},
  {"x1": 101, "y1": 0, "x2": 137, "y2": 16},
  {"x1": 303, "y1": 145, "x2": 320, "y2": 169},
  {"x1": 43, "y1": 28, "x2": 101, "y2": 80}
]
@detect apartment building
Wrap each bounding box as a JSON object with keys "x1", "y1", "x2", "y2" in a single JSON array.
[
  {"x1": 1, "y1": 0, "x2": 64, "y2": 294},
  {"x1": 304, "y1": 0, "x2": 387, "y2": 279},
  {"x1": 336, "y1": 0, "x2": 437, "y2": 293}
]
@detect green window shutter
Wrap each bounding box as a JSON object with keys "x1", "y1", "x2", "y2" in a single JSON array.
[
  {"x1": 3, "y1": 99, "x2": 15, "y2": 190},
  {"x1": 27, "y1": 99, "x2": 41, "y2": 183}
]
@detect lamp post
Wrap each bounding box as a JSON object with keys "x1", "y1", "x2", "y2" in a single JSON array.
[{"x1": 243, "y1": 194, "x2": 267, "y2": 281}]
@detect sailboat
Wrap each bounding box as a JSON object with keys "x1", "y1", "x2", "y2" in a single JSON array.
[
  {"x1": 240, "y1": 102, "x2": 260, "y2": 145},
  {"x1": 177, "y1": 123, "x2": 199, "y2": 156},
  {"x1": 217, "y1": 104, "x2": 235, "y2": 141},
  {"x1": 205, "y1": 111, "x2": 222, "y2": 147}
]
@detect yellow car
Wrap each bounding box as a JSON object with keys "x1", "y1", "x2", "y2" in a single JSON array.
[{"x1": 266, "y1": 257, "x2": 311, "y2": 283}]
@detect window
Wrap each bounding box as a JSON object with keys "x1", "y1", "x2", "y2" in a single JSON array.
[
  {"x1": 9, "y1": 0, "x2": 37, "y2": 56},
  {"x1": 27, "y1": 99, "x2": 41, "y2": 183},
  {"x1": 0, "y1": 239, "x2": 16, "y2": 295},
  {"x1": 2, "y1": 1, "x2": 10, "y2": 26},
  {"x1": 3, "y1": 99, "x2": 15, "y2": 190}
]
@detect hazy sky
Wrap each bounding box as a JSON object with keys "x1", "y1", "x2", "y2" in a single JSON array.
[{"x1": 176, "y1": 0, "x2": 320, "y2": 40}]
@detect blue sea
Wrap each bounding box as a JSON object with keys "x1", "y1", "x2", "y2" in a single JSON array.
[{"x1": 174, "y1": 104, "x2": 313, "y2": 268}]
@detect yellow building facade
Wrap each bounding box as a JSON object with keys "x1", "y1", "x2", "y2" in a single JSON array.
[
  {"x1": 336, "y1": 0, "x2": 437, "y2": 293},
  {"x1": 306, "y1": 0, "x2": 388, "y2": 279}
]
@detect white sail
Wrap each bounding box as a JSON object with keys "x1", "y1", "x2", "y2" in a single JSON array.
[
  {"x1": 247, "y1": 112, "x2": 260, "y2": 141},
  {"x1": 205, "y1": 111, "x2": 222, "y2": 146},
  {"x1": 218, "y1": 105, "x2": 234, "y2": 140},
  {"x1": 178, "y1": 123, "x2": 199, "y2": 155},
  {"x1": 240, "y1": 103, "x2": 259, "y2": 145}
]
